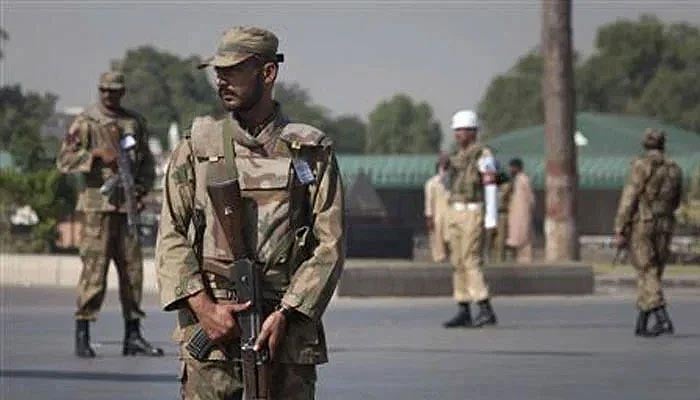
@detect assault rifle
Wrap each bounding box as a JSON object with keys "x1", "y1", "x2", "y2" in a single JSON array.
[
  {"x1": 99, "y1": 125, "x2": 140, "y2": 237},
  {"x1": 186, "y1": 177, "x2": 270, "y2": 399}
]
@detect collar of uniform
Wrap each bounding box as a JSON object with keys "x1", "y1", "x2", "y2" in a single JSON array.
[
  {"x1": 96, "y1": 102, "x2": 125, "y2": 119},
  {"x1": 230, "y1": 104, "x2": 289, "y2": 151}
]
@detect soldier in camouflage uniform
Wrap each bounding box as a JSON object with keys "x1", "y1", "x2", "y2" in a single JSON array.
[
  {"x1": 156, "y1": 27, "x2": 345, "y2": 399},
  {"x1": 57, "y1": 71, "x2": 162, "y2": 358},
  {"x1": 443, "y1": 110, "x2": 498, "y2": 328},
  {"x1": 614, "y1": 129, "x2": 683, "y2": 337}
]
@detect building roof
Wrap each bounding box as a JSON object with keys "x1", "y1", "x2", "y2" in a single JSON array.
[{"x1": 337, "y1": 113, "x2": 700, "y2": 190}]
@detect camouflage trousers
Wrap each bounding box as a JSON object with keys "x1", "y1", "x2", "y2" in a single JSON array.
[
  {"x1": 75, "y1": 212, "x2": 145, "y2": 321},
  {"x1": 447, "y1": 204, "x2": 490, "y2": 303},
  {"x1": 180, "y1": 358, "x2": 316, "y2": 400},
  {"x1": 629, "y1": 224, "x2": 672, "y2": 311}
]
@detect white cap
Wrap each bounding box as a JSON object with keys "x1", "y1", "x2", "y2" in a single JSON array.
[{"x1": 451, "y1": 110, "x2": 479, "y2": 130}]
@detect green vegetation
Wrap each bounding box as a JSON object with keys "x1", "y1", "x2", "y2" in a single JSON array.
[
  {"x1": 113, "y1": 46, "x2": 222, "y2": 148},
  {"x1": 366, "y1": 94, "x2": 442, "y2": 154},
  {"x1": 0, "y1": 169, "x2": 77, "y2": 252},
  {"x1": 479, "y1": 15, "x2": 700, "y2": 137}
]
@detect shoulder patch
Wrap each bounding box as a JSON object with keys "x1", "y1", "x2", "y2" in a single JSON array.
[
  {"x1": 190, "y1": 116, "x2": 225, "y2": 159},
  {"x1": 279, "y1": 123, "x2": 328, "y2": 147}
]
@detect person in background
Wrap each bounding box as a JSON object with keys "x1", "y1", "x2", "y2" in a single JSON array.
[
  {"x1": 614, "y1": 129, "x2": 682, "y2": 337},
  {"x1": 442, "y1": 110, "x2": 498, "y2": 328},
  {"x1": 424, "y1": 157, "x2": 451, "y2": 262},
  {"x1": 488, "y1": 164, "x2": 512, "y2": 263},
  {"x1": 57, "y1": 71, "x2": 162, "y2": 358},
  {"x1": 506, "y1": 158, "x2": 535, "y2": 263}
]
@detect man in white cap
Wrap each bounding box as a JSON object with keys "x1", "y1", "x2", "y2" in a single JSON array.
[{"x1": 443, "y1": 110, "x2": 499, "y2": 328}]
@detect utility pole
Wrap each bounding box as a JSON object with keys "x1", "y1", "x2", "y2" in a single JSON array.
[{"x1": 542, "y1": 0, "x2": 579, "y2": 261}]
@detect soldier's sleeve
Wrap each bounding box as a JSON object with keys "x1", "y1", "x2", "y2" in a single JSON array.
[
  {"x1": 614, "y1": 159, "x2": 648, "y2": 235},
  {"x1": 155, "y1": 139, "x2": 205, "y2": 311},
  {"x1": 134, "y1": 117, "x2": 156, "y2": 198},
  {"x1": 282, "y1": 144, "x2": 345, "y2": 321},
  {"x1": 56, "y1": 116, "x2": 94, "y2": 173}
]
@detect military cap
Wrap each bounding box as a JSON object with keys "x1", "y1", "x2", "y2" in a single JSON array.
[
  {"x1": 98, "y1": 71, "x2": 125, "y2": 90},
  {"x1": 198, "y1": 26, "x2": 284, "y2": 69},
  {"x1": 643, "y1": 128, "x2": 666, "y2": 149}
]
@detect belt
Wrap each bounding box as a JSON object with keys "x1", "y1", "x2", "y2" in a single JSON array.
[{"x1": 451, "y1": 202, "x2": 482, "y2": 211}]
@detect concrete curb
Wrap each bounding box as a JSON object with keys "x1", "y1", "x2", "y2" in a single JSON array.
[
  {"x1": 2, "y1": 254, "x2": 698, "y2": 295},
  {"x1": 596, "y1": 275, "x2": 700, "y2": 289},
  {"x1": 337, "y1": 262, "x2": 595, "y2": 297},
  {"x1": 0, "y1": 253, "x2": 159, "y2": 292}
]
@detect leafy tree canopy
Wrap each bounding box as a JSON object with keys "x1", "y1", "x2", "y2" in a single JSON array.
[
  {"x1": 479, "y1": 15, "x2": 700, "y2": 136},
  {"x1": 366, "y1": 94, "x2": 442, "y2": 154},
  {"x1": 0, "y1": 85, "x2": 58, "y2": 171},
  {"x1": 113, "y1": 46, "x2": 222, "y2": 147}
]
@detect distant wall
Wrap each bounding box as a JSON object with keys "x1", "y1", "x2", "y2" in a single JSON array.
[{"x1": 376, "y1": 187, "x2": 624, "y2": 238}]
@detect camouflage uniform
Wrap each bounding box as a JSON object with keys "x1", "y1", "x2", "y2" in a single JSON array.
[
  {"x1": 57, "y1": 74, "x2": 155, "y2": 322},
  {"x1": 156, "y1": 108, "x2": 345, "y2": 399},
  {"x1": 614, "y1": 134, "x2": 682, "y2": 312}
]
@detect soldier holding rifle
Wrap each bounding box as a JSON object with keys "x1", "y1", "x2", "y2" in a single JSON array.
[
  {"x1": 57, "y1": 71, "x2": 161, "y2": 358},
  {"x1": 614, "y1": 129, "x2": 683, "y2": 337},
  {"x1": 156, "y1": 27, "x2": 345, "y2": 399}
]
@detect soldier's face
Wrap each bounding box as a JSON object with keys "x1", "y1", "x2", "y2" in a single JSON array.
[
  {"x1": 99, "y1": 88, "x2": 124, "y2": 109},
  {"x1": 454, "y1": 128, "x2": 477, "y2": 148},
  {"x1": 215, "y1": 59, "x2": 265, "y2": 112}
]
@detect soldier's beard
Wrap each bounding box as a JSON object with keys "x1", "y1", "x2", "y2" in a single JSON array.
[{"x1": 221, "y1": 73, "x2": 265, "y2": 113}]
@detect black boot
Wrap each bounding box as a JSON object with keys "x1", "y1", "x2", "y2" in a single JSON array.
[
  {"x1": 648, "y1": 306, "x2": 674, "y2": 336},
  {"x1": 634, "y1": 309, "x2": 655, "y2": 337},
  {"x1": 75, "y1": 320, "x2": 96, "y2": 358},
  {"x1": 443, "y1": 303, "x2": 473, "y2": 328},
  {"x1": 473, "y1": 299, "x2": 498, "y2": 327},
  {"x1": 123, "y1": 319, "x2": 164, "y2": 356}
]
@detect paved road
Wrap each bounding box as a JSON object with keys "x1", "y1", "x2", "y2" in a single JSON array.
[{"x1": 1, "y1": 287, "x2": 699, "y2": 400}]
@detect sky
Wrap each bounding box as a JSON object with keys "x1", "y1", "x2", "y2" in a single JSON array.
[{"x1": 2, "y1": 0, "x2": 700, "y2": 145}]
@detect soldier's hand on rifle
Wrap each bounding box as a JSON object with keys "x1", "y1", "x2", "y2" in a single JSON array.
[
  {"x1": 254, "y1": 310, "x2": 288, "y2": 359},
  {"x1": 187, "y1": 291, "x2": 251, "y2": 342},
  {"x1": 614, "y1": 233, "x2": 627, "y2": 248},
  {"x1": 92, "y1": 148, "x2": 118, "y2": 170}
]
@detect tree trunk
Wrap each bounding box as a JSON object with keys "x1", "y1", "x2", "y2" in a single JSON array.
[{"x1": 542, "y1": 0, "x2": 579, "y2": 261}]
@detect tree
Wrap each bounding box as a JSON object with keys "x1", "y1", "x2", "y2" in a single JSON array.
[
  {"x1": 366, "y1": 94, "x2": 441, "y2": 154},
  {"x1": 542, "y1": 0, "x2": 579, "y2": 261},
  {"x1": 0, "y1": 85, "x2": 58, "y2": 172},
  {"x1": 326, "y1": 115, "x2": 366, "y2": 154},
  {"x1": 479, "y1": 15, "x2": 700, "y2": 136},
  {"x1": 479, "y1": 51, "x2": 544, "y2": 136},
  {"x1": 113, "y1": 46, "x2": 221, "y2": 146},
  {"x1": 577, "y1": 15, "x2": 667, "y2": 113},
  {"x1": 275, "y1": 82, "x2": 367, "y2": 153}
]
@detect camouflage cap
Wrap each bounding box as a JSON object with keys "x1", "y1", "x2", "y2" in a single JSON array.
[
  {"x1": 198, "y1": 26, "x2": 284, "y2": 69},
  {"x1": 98, "y1": 71, "x2": 125, "y2": 90},
  {"x1": 643, "y1": 128, "x2": 666, "y2": 149}
]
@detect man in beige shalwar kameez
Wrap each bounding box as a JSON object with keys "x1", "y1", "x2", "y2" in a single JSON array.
[
  {"x1": 506, "y1": 158, "x2": 535, "y2": 263},
  {"x1": 424, "y1": 158, "x2": 450, "y2": 262}
]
